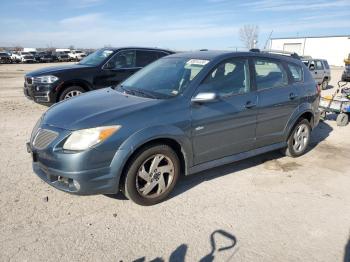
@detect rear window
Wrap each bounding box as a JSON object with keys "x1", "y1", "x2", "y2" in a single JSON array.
[{"x1": 287, "y1": 63, "x2": 303, "y2": 82}]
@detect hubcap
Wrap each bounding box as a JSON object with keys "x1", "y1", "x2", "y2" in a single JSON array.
[
  {"x1": 136, "y1": 154, "x2": 175, "y2": 198},
  {"x1": 292, "y1": 124, "x2": 309, "y2": 153},
  {"x1": 64, "y1": 90, "x2": 82, "y2": 99}
]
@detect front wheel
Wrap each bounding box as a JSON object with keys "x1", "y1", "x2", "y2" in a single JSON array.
[
  {"x1": 59, "y1": 86, "x2": 85, "y2": 101},
  {"x1": 283, "y1": 119, "x2": 311, "y2": 157},
  {"x1": 122, "y1": 144, "x2": 180, "y2": 206}
]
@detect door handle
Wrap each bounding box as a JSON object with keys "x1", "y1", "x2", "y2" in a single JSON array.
[
  {"x1": 245, "y1": 101, "x2": 256, "y2": 109},
  {"x1": 289, "y1": 93, "x2": 298, "y2": 100}
]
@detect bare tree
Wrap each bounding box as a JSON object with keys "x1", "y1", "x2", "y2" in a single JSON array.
[{"x1": 239, "y1": 25, "x2": 259, "y2": 49}]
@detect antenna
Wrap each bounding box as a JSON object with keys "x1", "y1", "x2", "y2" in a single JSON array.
[{"x1": 264, "y1": 30, "x2": 273, "y2": 49}]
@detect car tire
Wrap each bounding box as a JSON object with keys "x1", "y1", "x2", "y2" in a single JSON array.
[
  {"x1": 321, "y1": 79, "x2": 329, "y2": 90},
  {"x1": 122, "y1": 144, "x2": 180, "y2": 206},
  {"x1": 282, "y1": 119, "x2": 311, "y2": 158},
  {"x1": 58, "y1": 86, "x2": 85, "y2": 101},
  {"x1": 336, "y1": 113, "x2": 349, "y2": 126}
]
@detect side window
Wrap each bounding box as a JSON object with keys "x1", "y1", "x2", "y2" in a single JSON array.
[
  {"x1": 323, "y1": 60, "x2": 330, "y2": 69},
  {"x1": 287, "y1": 63, "x2": 303, "y2": 82},
  {"x1": 254, "y1": 58, "x2": 288, "y2": 90},
  {"x1": 136, "y1": 50, "x2": 159, "y2": 67},
  {"x1": 315, "y1": 60, "x2": 324, "y2": 70},
  {"x1": 156, "y1": 52, "x2": 169, "y2": 59},
  {"x1": 201, "y1": 58, "x2": 250, "y2": 96},
  {"x1": 110, "y1": 50, "x2": 136, "y2": 69}
]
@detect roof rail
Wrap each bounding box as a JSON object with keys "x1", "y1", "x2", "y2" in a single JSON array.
[{"x1": 261, "y1": 49, "x2": 301, "y2": 59}]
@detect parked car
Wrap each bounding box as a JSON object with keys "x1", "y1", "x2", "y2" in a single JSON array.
[
  {"x1": 19, "y1": 52, "x2": 35, "y2": 63},
  {"x1": 52, "y1": 51, "x2": 70, "y2": 62},
  {"x1": 69, "y1": 50, "x2": 86, "y2": 61},
  {"x1": 9, "y1": 51, "x2": 22, "y2": 63},
  {"x1": 27, "y1": 50, "x2": 320, "y2": 205},
  {"x1": 0, "y1": 52, "x2": 12, "y2": 63},
  {"x1": 24, "y1": 47, "x2": 174, "y2": 105},
  {"x1": 302, "y1": 58, "x2": 331, "y2": 89},
  {"x1": 38, "y1": 52, "x2": 54, "y2": 63},
  {"x1": 29, "y1": 51, "x2": 41, "y2": 62}
]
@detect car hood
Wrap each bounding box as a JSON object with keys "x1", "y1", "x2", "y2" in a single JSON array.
[
  {"x1": 42, "y1": 88, "x2": 156, "y2": 130},
  {"x1": 27, "y1": 64, "x2": 94, "y2": 76}
]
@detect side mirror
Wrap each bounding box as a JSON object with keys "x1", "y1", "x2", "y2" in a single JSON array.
[
  {"x1": 191, "y1": 92, "x2": 218, "y2": 104},
  {"x1": 309, "y1": 64, "x2": 315, "y2": 71}
]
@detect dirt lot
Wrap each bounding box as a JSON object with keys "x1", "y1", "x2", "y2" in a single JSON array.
[{"x1": 0, "y1": 63, "x2": 350, "y2": 262}]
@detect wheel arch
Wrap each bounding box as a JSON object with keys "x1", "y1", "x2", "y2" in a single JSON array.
[
  {"x1": 55, "y1": 79, "x2": 93, "y2": 102},
  {"x1": 284, "y1": 107, "x2": 315, "y2": 141},
  {"x1": 110, "y1": 125, "x2": 193, "y2": 191}
]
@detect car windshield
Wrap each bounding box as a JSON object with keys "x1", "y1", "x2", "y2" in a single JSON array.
[
  {"x1": 78, "y1": 49, "x2": 114, "y2": 66},
  {"x1": 117, "y1": 57, "x2": 209, "y2": 99}
]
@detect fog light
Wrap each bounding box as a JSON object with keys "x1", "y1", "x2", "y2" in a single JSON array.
[{"x1": 72, "y1": 180, "x2": 80, "y2": 191}]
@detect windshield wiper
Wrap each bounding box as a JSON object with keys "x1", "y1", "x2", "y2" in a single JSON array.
[{"x1": 128, "y1": 88, "x2": 158, "y2": 99}]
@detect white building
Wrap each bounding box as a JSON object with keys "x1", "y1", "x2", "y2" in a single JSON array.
[{"x1": 268, "y1": 35, "x2": 350, "y2": 66}]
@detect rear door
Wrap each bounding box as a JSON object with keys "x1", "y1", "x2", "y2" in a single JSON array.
[
  {"x1": 191, "y1": 57, "x2": 258, "y2": 164},
  {"x1": 254, "y1": 57, "x2": 300, "y2": 148}
]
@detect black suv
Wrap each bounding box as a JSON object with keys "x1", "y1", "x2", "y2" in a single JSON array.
[{"x1": 24, "y1": 47, "x2": 173, "y2": 105}]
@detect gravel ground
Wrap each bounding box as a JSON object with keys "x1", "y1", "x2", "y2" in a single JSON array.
[{"x1": 0, "y1": 63, "x2": 349, "y2": 262}]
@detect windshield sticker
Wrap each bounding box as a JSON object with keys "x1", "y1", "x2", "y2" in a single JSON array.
[{"x1": 186, "y1": 59, "x2": 209, "y2": 66}]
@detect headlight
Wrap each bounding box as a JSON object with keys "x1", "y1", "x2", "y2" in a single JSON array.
[
  {"x1": 34, "y1": 75, "x2": 59, "y2": 84},
  {"x1": 63, "y1": 125, "x2": 121, "y2": 151}
]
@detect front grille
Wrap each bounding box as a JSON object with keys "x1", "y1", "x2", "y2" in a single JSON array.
[{"x1": 33, "y1": 129, "x2": 58, "y2": 150}]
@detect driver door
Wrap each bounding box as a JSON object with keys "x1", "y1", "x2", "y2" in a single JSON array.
[{"x1": 191, "y1": 57, "x2": 258, "y2": 165}]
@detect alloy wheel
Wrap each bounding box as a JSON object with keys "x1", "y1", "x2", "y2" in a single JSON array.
[
  {"x1": 136, "y1": 154, "x2": 175, "y2": 198},
  {"x1": 292, "y1": 123, "x2": 310, "y2": 153}
]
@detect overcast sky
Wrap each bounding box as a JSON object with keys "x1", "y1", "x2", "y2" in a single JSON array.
[{"x1": 0, "y1": 0, "x2": 349, "y2": 50}]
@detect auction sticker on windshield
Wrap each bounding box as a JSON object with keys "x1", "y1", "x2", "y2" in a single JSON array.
[{"x1": 186, "y1": 59, "x2": 209, "y2": 66}]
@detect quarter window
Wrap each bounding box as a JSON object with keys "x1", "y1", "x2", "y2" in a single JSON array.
[
  {"x1": 201, "y1": 58, "x2": 250, "y2": 96},
  {"x1": 315, "y1": 60, "x2": 324, "y2": 70},
  {"x1": 136, "y1": 50, "x2": 159, "y2": 67},
  {"x1": 287, "y1": 63, "x2": 303, "y2": 82},
  {"x1": 254, "y1": 59, "x2": 288, "y2": 90}
]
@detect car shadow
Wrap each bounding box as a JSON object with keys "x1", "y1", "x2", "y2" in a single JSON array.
[
  {"x1": 171, "y1": 120, "x2": 332, "y2": 200},
  {"x1": 322, "y1": 84, "x2": 334, "y2": 91},
  {"x1": 105, "y1": 121, "x2": 333, "y2": 202},
  {"x1": 132, "y1": 229, "x2": 237, "y2": 262}
]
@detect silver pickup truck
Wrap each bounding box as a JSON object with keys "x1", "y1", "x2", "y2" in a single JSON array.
[{"x1": 303, "y1": 59, "x2": 331, "y2": 90}]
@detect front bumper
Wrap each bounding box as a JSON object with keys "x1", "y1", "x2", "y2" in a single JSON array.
[
  {"x1": 27, "y1": 124, "x2": 128, "y2": 195},
  {"x1": 23, "y1": 81, "x2": 58, "y2": 105}
]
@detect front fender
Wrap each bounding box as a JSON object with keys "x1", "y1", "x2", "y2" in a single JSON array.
[{"x1": 109, "y1": 125, "x2": 193, "y2": 190}]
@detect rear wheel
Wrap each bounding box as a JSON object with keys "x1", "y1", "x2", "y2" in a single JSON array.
[
  {"x1": 282, "y1": 119, "x2": 311, "y2": 157},
  {"x1": 321, "y1": 79, "x2": 329, "y2": 90},
  {"x1": 59, "y1": 86, "x2": 85, "y2": 101},
  {"x1": 122, "y1": 144, "x2": 180, "y2": 206}
]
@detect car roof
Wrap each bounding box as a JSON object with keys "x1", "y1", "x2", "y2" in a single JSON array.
[
  {"x1": 101, "y1": 46, "x2": 174, "y2": 54},
  {"x1": 167, "y1": 50, "x2": 302, "y2": 63}
]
